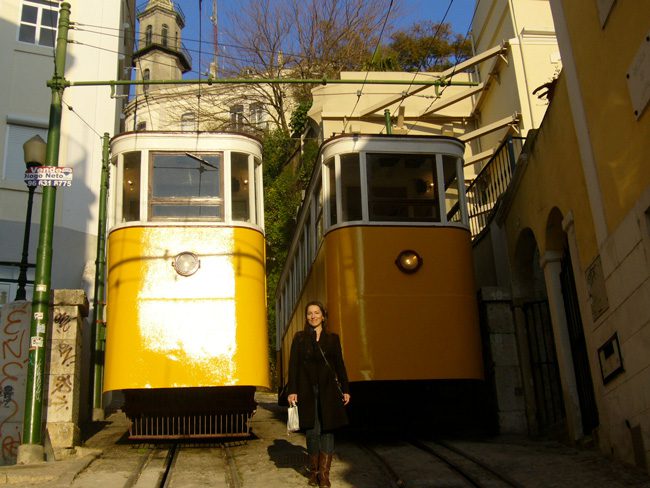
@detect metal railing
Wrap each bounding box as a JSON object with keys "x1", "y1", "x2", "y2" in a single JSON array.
[
  {"x1": 136, "y1": 1, "x2": 186, "y2": 26},
  {"x1": 466, "y1": 136, "x2": 525, "y2": 238}
]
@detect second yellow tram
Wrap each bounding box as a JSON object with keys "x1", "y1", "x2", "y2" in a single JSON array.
[{"x1": 276, "y1": 134, "x2": 488, "y2": 430}]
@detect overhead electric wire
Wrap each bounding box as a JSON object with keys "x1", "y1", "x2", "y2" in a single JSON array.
[
  {"x1": 406, "y1": 0, "x2": 482, "y2": 134},
  {"x1": 62, "y1": 97, "x2": 104, "y2": 139},
  {"x1": 342, "y1": 0, "x2": 394, "y2": 134},
  {"x1": 125, "y1": 0, "x2": 154, "y2": 131},
  {"x1": 383, "y1": 0, "x2": 454, "y2": 134}
]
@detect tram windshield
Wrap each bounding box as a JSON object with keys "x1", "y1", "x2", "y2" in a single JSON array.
[
  {"x1": 366, "y1": 153, "x2": 440, "y2": 222},
  {"x1": 151, "y1": 152, "x2": 223, "y2": 220}
]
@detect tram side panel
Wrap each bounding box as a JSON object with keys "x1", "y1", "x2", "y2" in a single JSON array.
[{"x1": 104, "y1": 225, "x2": 270, "y2": 393}]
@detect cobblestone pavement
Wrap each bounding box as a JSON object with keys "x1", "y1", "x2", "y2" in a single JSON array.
[{"x1": 2, "y1": 392, "x2": 649, "y2": 487}]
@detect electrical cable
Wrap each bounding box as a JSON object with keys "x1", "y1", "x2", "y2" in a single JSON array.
[
  {"x1": 406, "y1": 0, "x2": 482, "y2": 134},
  {"x1": 62, "y1": 97, "x2": 104, "y2": 139},
  {"x1": 383, "y1": 0, "x2": 455, "y2": 134},
  {"x1": 342, "y1": 0, "x2": 394, "y2": 134}
]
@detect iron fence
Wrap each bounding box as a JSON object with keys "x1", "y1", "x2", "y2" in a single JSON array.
[{"x1": 466, "y1": 136, "x2": 525, "y2": 238}]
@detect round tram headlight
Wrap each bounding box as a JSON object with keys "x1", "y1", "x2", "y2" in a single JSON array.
[
  {"x1": 395, "y1": 250, "x2": 423, "y2": 274},
  {"x1": 172, "y1": 251, "x2": 200, "y2": 276}
]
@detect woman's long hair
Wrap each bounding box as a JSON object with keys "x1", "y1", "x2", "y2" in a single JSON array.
[{"x1": 302, "y1": 301, "x2": 327, "y2": 356}]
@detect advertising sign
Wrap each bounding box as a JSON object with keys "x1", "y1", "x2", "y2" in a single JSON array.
[{"x1": 24, "y1": 166, "x2": 73, "y2": 187}]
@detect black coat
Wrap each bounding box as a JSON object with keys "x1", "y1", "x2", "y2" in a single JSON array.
[{"x1": 287, "y1": 330, "x2": 350, "y2": 431}]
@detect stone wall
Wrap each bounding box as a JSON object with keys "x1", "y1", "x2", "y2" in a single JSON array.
[
  {"x1": 45, "y1": 290, "x2": 88, "y2": 452},
  {"x1": 0, "y1": 301, "x2": 31, "y2": 465}
]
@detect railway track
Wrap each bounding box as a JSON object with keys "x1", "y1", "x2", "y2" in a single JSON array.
[
  {"x1": 119, "y1": 441, "x2": 245, "y2": 488},
  {"x1": 361, "y1": 439, "x2": 523, "y2": 488}
]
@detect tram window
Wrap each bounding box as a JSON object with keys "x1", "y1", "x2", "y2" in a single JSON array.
[
  {"x1": 122, "y1": 151, "x2": 141, "y2": 222},
  {"x1": 366, "y1": 153, "x2": 440, "y2": 222},
  {"x1": 442, "y1": 155, "x2": 461, "y2": 223},
  {"x1": 231, "y1": 152, "x2": 250, "y2": 222},
  {"x1": 150, "y1": 152, "x2": 223, "y2": 221},
  {"x1": 340, "y1": 153, "x2": 361, "y2": 221},
  {"x1": 315, "y1": 179, "x2": 323, "y2": 243},
  {"x1": 326, "y1": 158, "x2": 337, "y2": 227},
  {"x1": 305, "y1": 210, "x2": 313, "y2": 263}
]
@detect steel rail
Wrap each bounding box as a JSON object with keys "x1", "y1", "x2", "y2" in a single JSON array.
[{"x1": 409, "y1": 439, "x2": 523, "y2": 488}]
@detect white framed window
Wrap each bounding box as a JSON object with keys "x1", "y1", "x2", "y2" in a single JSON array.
[
  {"x1": 180, "y1": 112, "x2": 196, "y2": 131},
  {"x1": 250, "y1": 103, "x2": 265, "y2": 127},
  {"x1": 230, "y1": 105, "x2": 244, "y2": 131},
  {"x1": 3, "y1": 124, "x2": 48, "y2": 183},
  {"x1": 17, "y1": 0, "x2": 60, "y2": 48}
]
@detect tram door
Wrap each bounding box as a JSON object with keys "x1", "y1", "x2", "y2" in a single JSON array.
[
  {"x1": 560, "y1": 251, "x2": 599, "y2": 435},
  {"x1": 523, "y1": 300, "x2": 566, "y2": 435}
]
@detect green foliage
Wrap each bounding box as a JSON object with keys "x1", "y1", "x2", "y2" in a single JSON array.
[
  {"x1": 385, "y1": 21, "x2": 472, "y2": 72},
  {"x1": 262, "y1": 129, "x2": 299, "y2": 374},
  {"x1": 262, "y1": 129, "x2": 320, "y2": 386},
  {"x1": 289, "y1": 101, "x2": 313, "y2": 138}
]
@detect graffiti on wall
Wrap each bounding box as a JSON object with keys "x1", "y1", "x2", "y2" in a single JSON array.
[{"x1": 0, "y1": 302, "x2": 30, "y2": 465}]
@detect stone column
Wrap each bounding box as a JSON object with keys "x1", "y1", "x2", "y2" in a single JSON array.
[
  {"x1": 479, "y1": 287, "x2": 527, "y2": 434},
  {"x1": 45, "y1": 290, "x2": 88, "y2": 452},
  {"x1": 540, "y1": 251, "x2": 583, "y2": 442}
]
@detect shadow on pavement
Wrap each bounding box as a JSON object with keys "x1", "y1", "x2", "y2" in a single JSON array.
[{"x1": 267, "y1": 438, "x2": 309, "y2": 479}]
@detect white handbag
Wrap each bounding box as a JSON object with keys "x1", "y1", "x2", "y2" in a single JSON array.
[{"x1": 287, "y1": 401, "x2": 300, "y2": 433}]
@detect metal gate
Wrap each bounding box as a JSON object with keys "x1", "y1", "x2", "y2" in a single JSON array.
[
  {"x1": 523, "y1": 300, "x2": 565, "y2": 434},
  {"x1": 560, "y1": 253, "x2": 599, "y2": 435}
]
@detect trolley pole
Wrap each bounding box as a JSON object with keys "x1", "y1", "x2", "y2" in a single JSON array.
[
  {"x1": 91, "y1": 133, "x2": 110, "y2": 420},
  {"x1": 17, "y1": 2, "x2": 71, "y2": 464},
  {"x1": 384, "y1": 109, "x2": 393, "y2": 134}
]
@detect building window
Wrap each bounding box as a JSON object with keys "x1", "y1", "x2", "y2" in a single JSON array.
[
  {"x1": 2, "y1": 124, "x2": 48, "y2": 183},
  {"x1": 142, "y1": 68, "x2": 150, "y2": 92},
  {"x1": 250, "y1": 102, "x2": 265, "y2": 127},
  {"x1": 18, "y1": 0, "x2": 60, "y2": 47},
  {"x1": 145, "y1": 24, "x2": 152, "y2": 46},
  {"x1": 136, "y1": 121, "x2": 146, "y2": 131},
  {"x1": 230, "y1": 104, "x2": 244, "y2": 131},
  {"x1": 180, "y1": 112, "x2": 196, "y2": 131},
  {"x1": 161, "y1": 24, "x2": 168, "y2": 47}
]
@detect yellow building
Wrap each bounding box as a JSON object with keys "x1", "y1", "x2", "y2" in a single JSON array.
[{"x1": 478, "y1": 0, "x2": 650, "y2": 471}]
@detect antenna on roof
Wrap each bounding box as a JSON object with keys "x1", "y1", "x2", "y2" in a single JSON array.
[{"x1": 209, "y1": 0, "x2": 218, "y2": 78}]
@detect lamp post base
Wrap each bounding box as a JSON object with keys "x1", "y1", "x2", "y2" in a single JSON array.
[
  {"x1": 17, "y1": 443, "x2": 44, "y2": 464},
  {"x1": 92, "y1": 408, "x2": 105, "y2": 422}
]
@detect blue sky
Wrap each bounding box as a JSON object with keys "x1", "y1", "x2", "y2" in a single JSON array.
[{"x1": 173, "y1": 0, "x2": 476, "y2": 76}]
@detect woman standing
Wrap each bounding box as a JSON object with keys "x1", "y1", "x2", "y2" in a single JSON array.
[{"x1": 287, "y1": 301, "x2": 351, "y2": 488}]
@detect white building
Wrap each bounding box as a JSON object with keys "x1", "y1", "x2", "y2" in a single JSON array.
[{"x1": 0, "y1": 0, "x2": 135, "y2": 305}]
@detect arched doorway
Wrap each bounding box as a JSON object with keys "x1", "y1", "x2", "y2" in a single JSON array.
[
  {"x1": 513, "y1": 228, "x2": 566, "y2": 435},
  {"x1": 546, "y1": 209, "x2": 599, "y2": 436}
]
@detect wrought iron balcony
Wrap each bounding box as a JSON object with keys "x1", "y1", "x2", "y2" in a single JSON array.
[{"x1": 466, "y1": 136, "x2": 525, "y2": 239}]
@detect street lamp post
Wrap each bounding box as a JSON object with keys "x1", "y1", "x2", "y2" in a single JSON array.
[
  {"x1": 17, "y1": 1, "x2": 71, "y2": 464},
  {"x1": 15, "y1": 135, "x2": 46, "y2": 301}
]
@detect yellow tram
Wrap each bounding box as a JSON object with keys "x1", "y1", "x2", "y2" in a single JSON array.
[
  {"x1": 276, "y1": 134, "x2": 486, "y2": 429},
  {"x1": 104, "y1": 132, "x2": 269, "y2": 439}
]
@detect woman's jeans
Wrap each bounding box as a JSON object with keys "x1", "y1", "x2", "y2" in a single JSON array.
[{"x1": 306, "y1": 385, "x2": 334, "y2": 455}]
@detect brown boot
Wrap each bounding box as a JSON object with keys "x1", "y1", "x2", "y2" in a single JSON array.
[
  {"x1": 307, "y1": 453, "x2": 319, "y2": 486},
  {"x1": 318, "y1": 452, "x2": 333, "y2": 487}
]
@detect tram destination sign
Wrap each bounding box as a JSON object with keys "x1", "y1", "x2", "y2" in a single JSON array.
[{"x1": 25, "y1": 166, "x2": 73, "y2": 187}]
